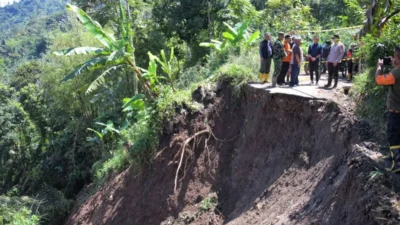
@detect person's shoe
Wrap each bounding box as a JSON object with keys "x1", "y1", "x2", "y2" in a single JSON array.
[
  {"x1": 347, "y1": 73, "x2": 352, "y2": 82},
  {"x1": 272, "y1": 78, "x2": 278, "y2": 87},
  {"x1": 334, "y1": 79, "x2": 339, "y2": 87},
  {"x1": 309, "y1": 81, "x2": 314, "y2": 85},
  {"x1": 316, "y1": 81, "x2": 319, "y2": 86},
  {"x1": 259, "y1": 73, "x2": 265, "y2": 83},
  {"x1": 265, "y1": 73, "x2": 270, "y2": 83},
  {"x1": 324, "y1": 84, "x2": 331, "y2": 88}
]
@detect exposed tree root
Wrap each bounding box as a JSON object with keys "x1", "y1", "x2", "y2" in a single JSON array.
[{"x1": 174, "y1": 129, "x2": 211, "y2": 192}]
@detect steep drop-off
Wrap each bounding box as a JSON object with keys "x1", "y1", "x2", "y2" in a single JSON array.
[{"x1": 64, "y1": 84, "x2": 397, "y2": 225}]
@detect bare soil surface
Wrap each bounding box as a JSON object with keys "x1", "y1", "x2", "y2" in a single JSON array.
[{"x1": 64, "y1": 79, "x2": 400, "y2": 225}]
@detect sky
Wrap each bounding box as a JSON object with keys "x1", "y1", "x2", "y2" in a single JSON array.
[{"x1": 0, "y1": 0, "x2": 20, "y2": 7}]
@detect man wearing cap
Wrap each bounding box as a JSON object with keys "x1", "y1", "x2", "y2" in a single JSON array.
[
  {"x1": 278, "y1": 34, "x2": 292, "y2": 85},
  {"x1": 289, "y1": 36, "x2": 303, "y2": 87},
  {"x1": 325, "y1": 34, "x2": 345, "y2": 88},
  {"x1": 259, "y1": 33, "x2": 274, "y2": 83},
  {"x1": 376, "y1": 46, "x2": 400, "y2": 172},
  {"x1": 272, "y1": 32, "x2": 286, "y2": 87},
  {"x1": 307, "y1": 35, "x2": 323, "y2": 85}
]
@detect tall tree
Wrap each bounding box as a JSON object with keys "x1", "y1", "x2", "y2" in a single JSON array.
[{"x1": 359, "y1": 0, "x2": 400, "y2": 37}]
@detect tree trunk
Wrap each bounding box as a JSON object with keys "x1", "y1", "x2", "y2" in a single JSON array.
[{"x1": 133, "y1": 71, "x2": 138, "y2": 95}]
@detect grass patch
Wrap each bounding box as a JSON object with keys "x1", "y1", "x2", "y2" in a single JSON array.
[{"x1": 92, "y1": 148, "x2": 128, "y2": 179}]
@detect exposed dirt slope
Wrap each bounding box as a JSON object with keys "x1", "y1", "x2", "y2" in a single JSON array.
[{"x1": 64, "y1": 84, "x2": 399, "y2": 225}]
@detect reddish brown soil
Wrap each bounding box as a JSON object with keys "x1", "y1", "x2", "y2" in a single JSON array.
[{"x1": 64, "y1": 84, "x2": 400, "y2": 225}]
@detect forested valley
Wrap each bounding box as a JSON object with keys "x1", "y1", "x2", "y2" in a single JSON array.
[{"x1": 0, "y1": 0, "x2": 400, "y2": 224}]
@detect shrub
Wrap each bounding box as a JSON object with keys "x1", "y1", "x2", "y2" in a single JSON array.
[
  {"x1": 351, "y1": 21, "x2": 400, "y2": 143},
  {"x1": 214, "y1": 63, "x2": 255, "y2": 86},
  {"x1": 352, "y1": 70, "x2": 387, "y2": 142},
  {"x1": 199, "y1": 195, "x2": 218, "y2": 212},
  {"x1": 0, "y1": 196, "x2": 40, "y2": 225},
  {"x1": 92, "y1": 149, "x2": 128, "y2": 179}
]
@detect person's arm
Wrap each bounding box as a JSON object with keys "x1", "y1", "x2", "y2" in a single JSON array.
[
  {"x1": 259, "y1": 42, "x2": 263, "y2": 60},
  {"x1": 337, "y1": 44, "x2": 345, "y2": 62},
  {"x1": 376, "y1": 59, "x2": 396, "y2": 85},
  {"x1": 308, "y1": 45, "x2": 312, "y2": 58},
  {"x1": 334, "y1": 45, "x2": 344, "y2": 66},
  {"x1": 295, "y1": 51, "x2": 301, "y2": 65}
]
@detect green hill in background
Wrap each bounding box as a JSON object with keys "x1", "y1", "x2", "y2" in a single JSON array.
[{"x1": 0, "y1": 0, "x2": 68, "y2": 72}]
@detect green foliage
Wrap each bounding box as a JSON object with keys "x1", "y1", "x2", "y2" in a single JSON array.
[
  {"x1": 263, "y1": 0, "x2": 316, "y2": 32},
  {"x1": 35, "y1": 185, "x2": 72, "y2": 225},
  {"x1": 0, "y1": 196, "x2": 40, "y2": 225},
  {"x1": 214, "y1": 63, "x2": 254, "y2": 86},
  {"x1": 352, "y1": 71, "x2": 387, "y2": 141},
  {"x1": 0, "y1": 0, "x2": 392, "y2": 224},
  {"x1": 305, "y1": 0, "x2": 364, "y2": 28},
  {"x1": 351, "y1": 18, "x2": 400, "y2": 142},
  {"x1": 199, "y1": 195, "x2": 218, "y2": 212},
  {"x1": 227, "y1": 0, "x2": 259, "y2": 22},
  {"x1": 154, "y1": 48, "x2": 180, "y2": 91},
  {"x1": 92, "y1": 149, "x2": 127, "y2": 179},
  {"x1": 54, "y1": 1, "x2": 153, "y2": 96},
  {"x1": 0, "y1": 84, "x2": 41, "y2": 191},
  {"x1": 0, "y1": 1, "x2": 68, "y2": 70},
  {"x1": 200, "y1": 21, "x2": 260, "y2": 52}
]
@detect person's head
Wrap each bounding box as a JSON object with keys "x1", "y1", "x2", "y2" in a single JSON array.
[
  {"x1": 295, "y1": 36, "x2": 302, "y2": 45},
  {"x1": 265, "y1": 32, "x2": 271, "y2": 40},
  {"x1": 332, "y1": 34, "x2": 340, "y2": 44},
  {"x1": 291, "y1": 36, "x2": 295, "y2": 42},
  {"x1": 278, "y1": 32, "x2": 285, "y2": 40},
  {"x1": 350, "y1": 43, "x2": 356, "y2": 49},
  {"x1": 393, "y1": 46, "x2": 400, "y2": 67},
  {"x1": 285, "y1": 34, "x2": 291, "y2": 42},
  {"x1": 313, "y1": 35, "x2": 319, "y2": 44},
  {"x1": 325, "y1": 40, "x2": 332, "y2": 46}
]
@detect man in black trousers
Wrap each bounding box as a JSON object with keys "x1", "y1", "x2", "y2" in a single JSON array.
[{"x1": 307, "y1": 35, "x2": 323, "y2": 85}]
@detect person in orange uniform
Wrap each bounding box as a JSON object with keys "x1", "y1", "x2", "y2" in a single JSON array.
[
  {"x1": 376, "y1": 46, "x2": 400, "y2": 172},
  {"x1": 277, "y1": 34, "x2": 292, "y2": 85}
]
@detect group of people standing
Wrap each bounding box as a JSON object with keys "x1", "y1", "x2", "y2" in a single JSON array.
[{"x1": 259, "y1": 32, "x2": 351, "y2": 88}]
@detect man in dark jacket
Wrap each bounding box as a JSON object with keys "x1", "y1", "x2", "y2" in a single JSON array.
[
  {"x1": 259, "y1": 33, "x2": 273, "y2": 83},
  {"x1": 308, "y1": 35, "x2": 323, "y2": 85},
  {"x1": 321, "y1": 40, "x2": 332, "y2": 74}
]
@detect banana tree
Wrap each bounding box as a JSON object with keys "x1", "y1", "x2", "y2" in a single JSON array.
[
  {"x1": 200, "y1": 21, "x2": 260, "y2": 51},
  {"x1": 53, "y1": 1, "x2": 152, "y2": 96},
  {"x1": 152, "y1": 48, "x2": 179, "y2": 91}
]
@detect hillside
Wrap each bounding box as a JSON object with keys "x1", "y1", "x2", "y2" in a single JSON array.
[
  {"x1": 0, "y1": 0, "x2": 67, "y2": 70},
  {"x1": 0, "y1": 0, "x2": 399, "y2": 224},
  {"x1": 65, "y1": 84, "x2": 399, "y2": 225}
]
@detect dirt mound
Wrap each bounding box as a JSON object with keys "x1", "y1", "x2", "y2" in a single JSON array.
[{"x1": 64, "y1": 84, "x2": 399, "y2": 225}]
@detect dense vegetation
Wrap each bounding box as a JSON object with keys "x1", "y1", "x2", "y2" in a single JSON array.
[{"x1": 0, "y1": 0, "x2": 398, "y2": 224}]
